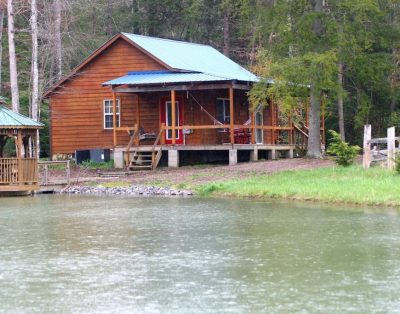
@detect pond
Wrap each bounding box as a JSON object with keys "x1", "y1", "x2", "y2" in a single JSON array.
[{"x1": 0, "y1": 195, "x2": 400, "y2": 313}]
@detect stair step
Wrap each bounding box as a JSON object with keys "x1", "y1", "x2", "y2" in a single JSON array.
[
  {"x1": 128, "y1": 165, "x2": 152, "y2": 170},
  {"x1": 131, "y1": 159, "x2": 152, "y2": 164}
]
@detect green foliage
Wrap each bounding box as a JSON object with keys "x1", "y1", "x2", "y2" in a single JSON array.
[
  {"x1": 393, "y1": 154, "x2": 400, "y2": 174},
  {"x1": 81, "y1": 160, "x2": 114, "y2": 170},
  {"x1": 3, "y1": 0, "x2": 400, "y2": 154},
  {"x1": 327, "y1": 130, "x2": 360, "y2": 166}
]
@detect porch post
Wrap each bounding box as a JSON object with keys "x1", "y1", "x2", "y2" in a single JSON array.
[
  {"x1": 289, "y1": 109, "x2": 293, "y2": 145},
  {"x1": 136, "y1": 95, "x2": 140, "y2": 146},
  {"x1": 321, "y1": 106, "x2": 325, "y2": 145},
  {"x1": 17, "y1": 129, "x2": 23, "y2": 183},
  {"x1": 251, "y1": 108, "x2": 256, "y2": 144},
  {"x1": 112, "y1": 91, "x2": 117, "y2": 147},
  {"x1": 229, "y1": 87, "x2": 234, "y2": 145},
  {"x1": 171, "y1": 89, "x2": 176, "y2": 145},
  {"x1": 271, "y1": 102, "x2": 275, "y2": 144}
]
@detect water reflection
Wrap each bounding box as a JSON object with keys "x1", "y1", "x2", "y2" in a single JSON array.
[{"x1": 0, "y1": 195, "x2": 400, "y2": 313}]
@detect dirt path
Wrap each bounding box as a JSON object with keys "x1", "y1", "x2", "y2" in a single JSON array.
[{"x1": 45, "y1": 158, "x2": 334, "y2": 188}]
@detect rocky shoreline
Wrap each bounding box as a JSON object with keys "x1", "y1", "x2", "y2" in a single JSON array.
[{"x1": 61, "y1": 185, "x2": 194, "y2": 196}]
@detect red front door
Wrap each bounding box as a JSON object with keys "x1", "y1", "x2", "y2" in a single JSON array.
[{"x1": 160, "y1": 97, "x2": 184, "y2": 144}]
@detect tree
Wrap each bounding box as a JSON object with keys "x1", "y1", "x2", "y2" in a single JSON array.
[
  {"x1": 0, "y1": 8, "x2": 5, "y2": 94},
  {"x1": 54, "y1": 0, "x2": 62, "y2": 80},
  {"x1": 31, "y1": 0, "x2": 40, "y2": 157},
  {"x1": 250, "y1": 0, "x2": 337, "y2": 158},
  {"x1": 7, "y1": 0, "x2": 20, "y2": 112}
]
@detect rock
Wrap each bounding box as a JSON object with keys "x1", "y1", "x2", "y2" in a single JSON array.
[{"x1": 60, "y1": 184, "x2": 194, "y2": 197}]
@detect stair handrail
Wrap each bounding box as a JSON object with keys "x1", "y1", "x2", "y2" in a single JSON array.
[
  {"x1": 293, "y1": 123, "x2": 309, "y2": 138},
  {"x1": 125, "y1": 124, "x2": 139, "y2": 168},
  {"x1": 151, "y1": 123, "x2": 165, "y2": 170}
]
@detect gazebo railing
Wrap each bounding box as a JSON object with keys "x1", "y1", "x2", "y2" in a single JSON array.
[{"x1": 0, "y1": 158, "x2": 38, "y2": 184}]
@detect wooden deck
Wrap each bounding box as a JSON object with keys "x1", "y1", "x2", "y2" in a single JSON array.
[{"x1": 118, "y1": 143, "x2": 296, "y2": 151}]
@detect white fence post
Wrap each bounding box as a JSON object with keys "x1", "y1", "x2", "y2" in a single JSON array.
[
  {"x1": 387, "y1": 126, "x2": 396, "y2": 170},
  {"x1": 363, "y1": 124, "x2": 371, "y2": 169}
]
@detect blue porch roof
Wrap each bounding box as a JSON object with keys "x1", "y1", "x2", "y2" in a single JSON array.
[{"x1": 103, "y1": 70, "x2": 245, "y2": 86}]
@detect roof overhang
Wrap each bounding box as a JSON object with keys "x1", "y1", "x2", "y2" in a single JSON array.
[
  {"x1": 111, "y1": 82, "x2": 252, "y2": 93},
  {"x1": 0, "y1": 125, "x2": 43, "y2": 130},
  {"x1": 103, "y1": 70, "x2": 255, "y2": 93}
]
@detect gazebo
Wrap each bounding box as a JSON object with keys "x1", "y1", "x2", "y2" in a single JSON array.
[{"x1": 0, "y1": 105, "x2": 43, "y2": 193}]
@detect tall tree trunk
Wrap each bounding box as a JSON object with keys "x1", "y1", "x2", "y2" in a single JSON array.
[
  {"x1": 7, "y1": 0, "x2": 19, "y2": 112},
  {"x1": 306, "y1": 0, "x2": 323, "y2": 158},
  {"x1": 338, "y1": 61, "x2": 345, "y2": 140},
  {"x1": 223, "y1": 10, "x2": 230, "y2": 57},
  {"x1": 307, "y1": 85, "x2": 322, "y2": 158},
  {"x1": 31, "y1": 0, "x2": 40, "y2": 158},
  {"x1": 0, "y1": 9, "x2": 4, "y2": 94},
  {"x1": 55, "y1": 0, "x2": 62, "y2": 80},
  {"x1": 106, "y1": 0, "x2": 113, "y2": 37}
]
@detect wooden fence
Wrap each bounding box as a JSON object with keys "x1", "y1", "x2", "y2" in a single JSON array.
[
  {"x1": 0, "y1": 158, "x2": 38, "y2": 184},
  {"x1": 363, "y1": 125, "x2": 399, "y2": 169}
]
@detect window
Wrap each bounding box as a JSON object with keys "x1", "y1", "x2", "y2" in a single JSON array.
[
  {"x1": 216, "y1": 98, "x2": 230, "y2": 123},
  {"x1": 104, "y1": 99, "x2": 120, "y2": 129}
]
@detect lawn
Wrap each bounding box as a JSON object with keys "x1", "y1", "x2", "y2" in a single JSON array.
[{"x1": 196, "y1": 165, "x2": 400, "y2": 206}]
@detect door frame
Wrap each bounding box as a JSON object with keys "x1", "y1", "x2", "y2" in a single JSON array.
[{"x1": 160, "y1": 96, "x2": 184, "y2": 145}]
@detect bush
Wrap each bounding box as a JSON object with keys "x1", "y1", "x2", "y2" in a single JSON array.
[
  {"x1": 394, "y1": 154, "x2": 400, "y2": 174},
  {"x1": 327, "y1": 130, "x2": 360, "y2": 166}
]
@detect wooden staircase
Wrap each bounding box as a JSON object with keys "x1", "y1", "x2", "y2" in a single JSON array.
[
  {"x1": 125, "y1": 125, "x2": 164, "y2": 171},
  {"x1": 128, "y1": 149, "x2": 162, "y2": 171}
]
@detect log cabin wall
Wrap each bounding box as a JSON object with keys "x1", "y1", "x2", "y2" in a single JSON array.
[{"x1": 49, "y1": 38, "x2": 166, "y2": 155}]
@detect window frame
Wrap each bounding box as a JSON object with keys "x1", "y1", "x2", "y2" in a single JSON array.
[
  {"x1": 103, "y1": 99, "x2": 121, "y2": 130},
  {"x1": 216, "y1": 98, "x2": 230, "y2": 123}
]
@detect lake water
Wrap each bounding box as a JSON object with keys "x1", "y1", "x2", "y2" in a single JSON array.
[{"x1": 1, "y1": 195, "x2": 400, "y2": 313}]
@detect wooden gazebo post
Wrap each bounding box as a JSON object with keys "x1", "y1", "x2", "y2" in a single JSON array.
[{"x1": 17, "y1": 130, "x2": 23, "y2": 183}]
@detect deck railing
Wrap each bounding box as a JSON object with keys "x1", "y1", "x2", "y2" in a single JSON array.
[{"x1": 0, "y1": 158, "x2": 38, "y2": 184}]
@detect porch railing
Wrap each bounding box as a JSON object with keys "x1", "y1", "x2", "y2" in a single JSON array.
[{"x1": 0, "y1": 158, "x2": 38, "y2": 184}]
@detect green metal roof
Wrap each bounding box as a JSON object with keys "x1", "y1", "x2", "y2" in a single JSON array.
[
  {"x1": 0, "y1": 105, "x2": 44, "y2": 128},
  {"x1": 122, "y1": 33, "x2": 258, "y2": 82}
]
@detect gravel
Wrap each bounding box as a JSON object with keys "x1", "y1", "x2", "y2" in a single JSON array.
[{"x1": 60, "y1": 185, "x2": 193, "y2": 196}]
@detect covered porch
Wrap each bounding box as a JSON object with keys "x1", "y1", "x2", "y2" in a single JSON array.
[{"x1": 103, "y1": 71, "x2": 323, "y2": 169}]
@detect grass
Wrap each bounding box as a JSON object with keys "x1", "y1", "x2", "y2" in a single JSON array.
[
  {"x1": 81, "y1": 160, "x2": 114, "y2": 169},
  {"x1": 196, "y1": 165, "x2": 400, "y2": 207},
  {"x1": 94, "y1": 181, "x2": 132, "y2": 188}
]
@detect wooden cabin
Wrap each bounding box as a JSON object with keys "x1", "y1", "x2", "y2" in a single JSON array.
[
  {"x1": 0, "y1": 105, "x2": 43, "y2": 193},
  {"x1": 44, "y1": 33, "x2": 321, "y2": 169}
]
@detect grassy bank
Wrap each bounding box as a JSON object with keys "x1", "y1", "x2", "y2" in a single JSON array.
[{"x1": 196, "y1": 166, "x2": 400, "y2": 206}]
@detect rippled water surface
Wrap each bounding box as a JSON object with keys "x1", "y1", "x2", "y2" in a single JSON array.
[{"x1": 1, "y1": 195, "x2": 400, "y2": 313}]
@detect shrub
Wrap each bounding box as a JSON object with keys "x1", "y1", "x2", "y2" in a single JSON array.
[
  {"x1": 326, "y1": 130, "x2": 360, "y2": 166},
  {"x1": 394, "y1": 154, "x2": 400, "y2": 174}
]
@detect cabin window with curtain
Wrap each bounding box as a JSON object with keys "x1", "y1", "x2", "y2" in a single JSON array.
[
  {"x1": 103, "y1": 99, "x2": 120, "y2": 129},
  {"x1": 216, "y1": 98, "x2": 230, "y2": 123}
]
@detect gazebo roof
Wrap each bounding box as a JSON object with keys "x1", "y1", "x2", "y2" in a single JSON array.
[{"x1": 0, "y1": 105, "x2": 44, "y2": 128}]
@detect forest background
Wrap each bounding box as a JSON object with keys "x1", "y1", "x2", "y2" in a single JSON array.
[{"x1": 0, "y1": 0, "x2": 399, "y2": 157}]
